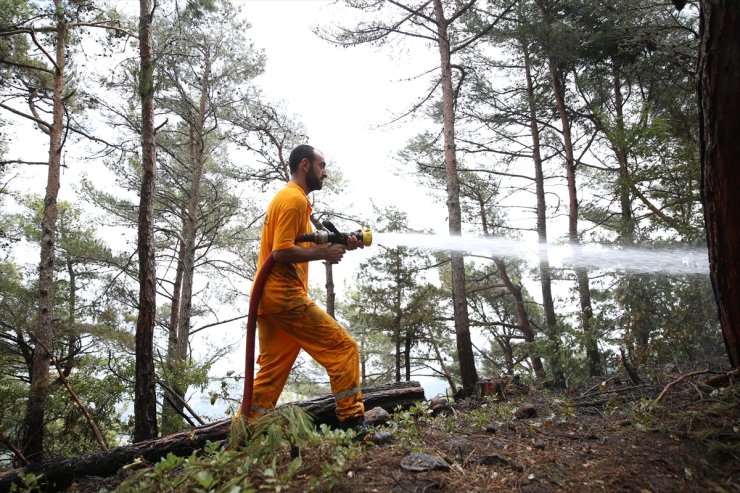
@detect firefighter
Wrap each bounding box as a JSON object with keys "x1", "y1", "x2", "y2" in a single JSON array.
[{"x1": 248, "y1": 144, "x2": 369, "y2": 436}]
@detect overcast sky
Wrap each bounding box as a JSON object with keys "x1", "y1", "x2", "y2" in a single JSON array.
[
  {"x1": 5, "y1": 0, "x2": 447, "y2": 225},
  {"x1": 240, "y1": 0, "x2": 448, "y2": 230},
  {"x1": 4, "y1": 0, "x2": 451, "y2": 289},
  {"x1": 233, "y1": 0, "x2": 454, "y2": 398},
  {"x1": 1, "y1": 0, "x2": 468, "y2": 401}
]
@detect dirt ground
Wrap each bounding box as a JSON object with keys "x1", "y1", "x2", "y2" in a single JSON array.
[
  {"x1": 319, "y1": 412, "x2": 728, "y2": 492},
  {"x1": 68, "y1": 368, "x2": 739, "y2": 493},
  {"x1": 290, "y1": 371, "x2": 740, "y2": 493}
]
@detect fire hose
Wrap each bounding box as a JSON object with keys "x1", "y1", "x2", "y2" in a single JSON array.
[{"x1": 238, "y1": 221, "x2": 372, "y2": 419}]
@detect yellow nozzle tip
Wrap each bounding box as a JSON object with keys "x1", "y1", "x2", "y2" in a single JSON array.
[{"x1": 362, "y1": 229, "x2": 373, "y2": 247}]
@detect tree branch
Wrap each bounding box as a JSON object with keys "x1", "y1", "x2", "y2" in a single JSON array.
[
  {"x1": 28, "y1": 27, "x2": 58, "y2": 71},
  {"x1": 0, "y1": 101, "x2": 51, "y2": 129},
  {"x1": 388, "y1": 0, "x2": 436, "y2": 26},
  {"x1": 0, "y1": 159, "x2": 50, "y2": 166},
  {"x1": 190, "y1": 314, "x2": 248, "y2": 336},
  {"x1": 67, "y1": 21, "x2": 134, "y2": 39},
  {"x1": 157, "y1": 379, "x2": 206, "y2": 426},
  {"x1": 0, "y1": 56, "x2": 54, "y2": 75},
  {"x1": 28, "y1": 333, "x2": 107, "y2": 452},
  {"x1": 652, "y1": 370, "x2": 716, "y2": 405},
  {"x1": 451, "y1": 1, "x2": 517, "y2": 54},
  {"x1": 0, "y1": 430, "x2": 29, "y2": 467}
]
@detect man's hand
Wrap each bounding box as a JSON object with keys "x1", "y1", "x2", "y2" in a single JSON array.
[
  {"x1": 345, "y1": 231, "x2": 365, "y2": 251},
  {"x1": 324, "y1": 243, "x2": 347, "y2": 263}
]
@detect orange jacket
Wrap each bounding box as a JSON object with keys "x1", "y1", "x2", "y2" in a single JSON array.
[{"x1": 255, "y1": 182, "x2": 313, "y2": 314}]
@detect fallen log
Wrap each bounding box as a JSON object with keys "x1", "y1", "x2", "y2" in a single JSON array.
[{"x1": 0, "y1": 381, "x2": 425, "y2": 493}]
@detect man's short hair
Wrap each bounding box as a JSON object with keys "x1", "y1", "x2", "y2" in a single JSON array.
[{"x1": 288, "y1": 144, "x2": 316, "y2": 174}]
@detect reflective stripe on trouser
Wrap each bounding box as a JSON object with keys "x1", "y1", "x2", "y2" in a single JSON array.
[{"x1": 248, "y1": 301, "x2": 364, "y2": 422}]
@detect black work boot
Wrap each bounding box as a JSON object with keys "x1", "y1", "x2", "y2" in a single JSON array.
[
  {"x1": 338, "y1": 416, "x2": 372, "y2": 441},
  {"x1": 338, "y1": 417, "x2": 394, "y2": 444}
]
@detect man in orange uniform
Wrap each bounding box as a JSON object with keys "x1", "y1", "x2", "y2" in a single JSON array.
[{"x1": 249, "y1": 144, "x2": 368, "y2": 434}]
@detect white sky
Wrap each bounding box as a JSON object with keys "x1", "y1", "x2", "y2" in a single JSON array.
[
  {"x1": 4, "y1": 0, "x2": 450, "y2": 287},
  {"x1": 238, "y1": 0, "x2": 452, "y2": 398},
  {"x1": 240, "y1": 0, "x2": 448, "y2": 228},
  {"x1": 0, "y1": 0, "x2": 490, "y2": 403},
  {"x1": 236, "y1": 0, "x2": 454, "y2": 298}
]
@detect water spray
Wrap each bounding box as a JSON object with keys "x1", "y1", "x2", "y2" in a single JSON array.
[{"x1": 373, "y1": 232, "x2": 709, "y2": 275}]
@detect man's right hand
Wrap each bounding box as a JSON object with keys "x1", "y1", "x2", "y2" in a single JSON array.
[{"x1": 324, "y1": 243, "x2": 346, "y2": 263}]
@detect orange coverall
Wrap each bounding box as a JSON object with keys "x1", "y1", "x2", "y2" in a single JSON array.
[{"x1": 249, "y1": 182, "x2": 364, "y2": 422}]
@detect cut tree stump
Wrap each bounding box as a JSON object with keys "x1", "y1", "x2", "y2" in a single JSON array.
[{"x1": 0, "y1": 381, "x2": 425, "y2": 492}]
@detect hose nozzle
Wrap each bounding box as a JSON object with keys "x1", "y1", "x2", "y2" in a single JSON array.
[{"x1": 296, "y1": 220, "x2": 372, "y2": 247}]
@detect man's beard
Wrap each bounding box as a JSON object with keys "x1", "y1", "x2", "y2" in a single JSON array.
[{"x1": 307, "y1": 169, "x2": 323, "y2": 192}]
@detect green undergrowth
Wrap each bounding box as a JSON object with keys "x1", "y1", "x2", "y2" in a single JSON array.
[
  {"x1": 13, "y1": 380, "x2": 736, "y2": 492},
  {"x1": 109, "y1": 399, "x2": 518, "y2": 492},
  {"x1": 108, "y1": 381, "x2": 739, "y2": 491},
  {"x1": 110, "y1": 406, "x2": 363, "y2": 493}
]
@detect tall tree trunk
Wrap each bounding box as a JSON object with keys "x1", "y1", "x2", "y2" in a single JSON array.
[
  {"x1": 699, "y1": 0, "x2": 740, "y2": 369},
  {"x1": 432, "y1": 0, "x2": 478, "y2": 396},
  {"x1": 548, "y1": 58, "x2": 572, "y2": 385},
  {"x1": 134, "y1": 0, "x2": 159, "y2": 442},
  {"x1": 163, "y1": 54, "x2": 211, "y2": 434},
  {"x1": 549, "y1": 59, "x2": 602, "y2": 383},
  {"x1": 359, "y1": 336, "x2": 367, "y2": 385},
  {"x1": 162, "y1": 237, "x2": 185, "y2": 435},
  {"x1": 324, "y1": 262, "x2": 335, "y2": 318},
  {"x1": 22, "y1": 3, "x2": 65, "y2": 462},
  {"x1": 394, "y1": 317, "x2": 402, "y2": 383},
  {"x1": 522, "y1": 39, "x2": 557, "y2": 375},
  {"x1": 404, "y1": 331, "x2": 412, "y2": 381},
  {"x1": 393, "y1": 260, "x2": 402, "y2": 383}
]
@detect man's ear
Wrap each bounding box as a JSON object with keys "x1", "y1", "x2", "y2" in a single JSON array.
[{"x1": 300, "y1": 157, "x2": 310, "y2": 172}]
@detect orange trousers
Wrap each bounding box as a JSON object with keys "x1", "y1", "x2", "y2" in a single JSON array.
[{"x1": 249, "y1": 301, "x2": 364, "y2": 422}]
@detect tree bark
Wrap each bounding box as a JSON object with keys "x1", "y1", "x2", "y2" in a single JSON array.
[
  {"x1": 0, "y1": 382, "x2": 426, "y2": 493},
  {"x1": 541, "y1": 61, "x2": 569, "y2": 386},
  {"x1": 162, "y1": 55, "x2": 211, "y2": 435},
  {"x1": 134, "y1": 0, "x2": 159, "y2": 442},
  {"x1": 394, "y1": 278, "x2": 402, "y2": 382},
  {"x1": 432, "y1": 0, "x2": 478, "y2": 396},
  {"x1": 162, "y1": 235, "x2": 185, "y2": 433},
  {"x1": 493, "y1": 258, "x2": 545, "y2": 378},
  {"x1": 404, "y1": 331, "x2": 412, "y2": 381},
  {"x1": 521, "y1": 39, "x2": 556, "y2": 377},
  {"x1": 324, "y1": 261, "x2": 335, "y2": 317},
  {"x1": 22, "y1": 1, "x2": 66, "y2": 462},
  {"x1": 699, "y1": 0, "x2": 740, "y2": 368}
]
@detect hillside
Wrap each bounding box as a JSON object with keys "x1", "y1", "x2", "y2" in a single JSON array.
[{"x1": 60, "y1": 365, "x2": 740, "y2": 493}]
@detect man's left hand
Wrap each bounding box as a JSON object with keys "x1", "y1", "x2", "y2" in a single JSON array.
[{"x1": 345, "y1": 231, "x2": 364, "y2": 251}]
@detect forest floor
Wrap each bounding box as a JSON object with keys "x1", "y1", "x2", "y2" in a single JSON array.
[{"x1": 71, "y1": 363, "x2": 739, "y2": 493}]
